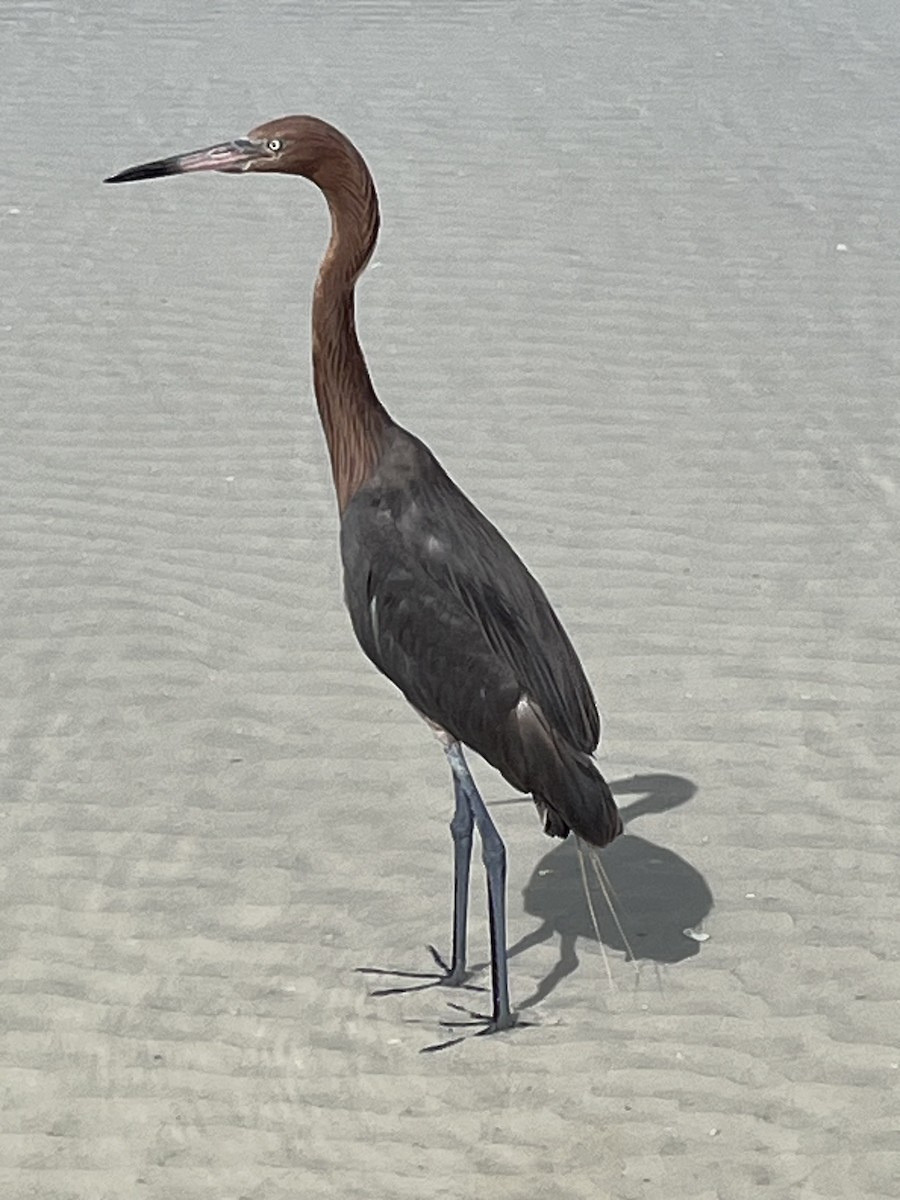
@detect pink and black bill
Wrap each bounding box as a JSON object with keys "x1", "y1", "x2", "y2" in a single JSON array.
[{"x1": 104, "y1": 137, "x2": 272, "y2": 184}]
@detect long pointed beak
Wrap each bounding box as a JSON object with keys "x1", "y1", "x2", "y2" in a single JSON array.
[{"x1": 104, "y1": 137, "x2": 270, "y2": 184}]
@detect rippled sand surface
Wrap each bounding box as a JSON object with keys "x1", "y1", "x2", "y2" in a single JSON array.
[{"x1": 3, "y1": 1, "x2": 899, "y2": 1196}]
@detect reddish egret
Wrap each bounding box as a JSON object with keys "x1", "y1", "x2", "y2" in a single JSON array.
[{"x1": 106, "y1": 117, "x2": 622, "y2": 1033}]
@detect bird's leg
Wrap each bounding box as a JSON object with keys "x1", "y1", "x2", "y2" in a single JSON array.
[
  {"x1": 445, "y1": 742, "x2": 517, "y2": 1032},
  {"x1": 443, "y1": 772, "x2": 474, "y2": 984}
]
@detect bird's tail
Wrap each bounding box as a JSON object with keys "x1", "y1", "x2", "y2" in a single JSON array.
[
  {"x1": 514, "y1": 701, "x2": 622, "y2": 849},
  {"x1": 533, "y1": 744, "x2": 622, "y2": 848}
]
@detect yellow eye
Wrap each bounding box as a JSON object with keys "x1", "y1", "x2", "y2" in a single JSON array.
[{"x1": 267, "y1": 138, "x2": 283, "y2": 153}]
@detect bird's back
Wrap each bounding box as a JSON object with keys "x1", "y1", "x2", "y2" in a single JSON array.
[{"x1": 339, "y1": 426, "x2": 621, "y2": 847}]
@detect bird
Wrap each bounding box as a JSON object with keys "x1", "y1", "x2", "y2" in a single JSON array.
[{"x1": 105, "y1": 116, "x2": 622, "y2": 1034}]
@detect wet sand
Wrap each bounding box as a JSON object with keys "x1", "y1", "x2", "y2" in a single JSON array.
[{"x1": 3, "y1": 1, "x2": 899, "y2": 1196}]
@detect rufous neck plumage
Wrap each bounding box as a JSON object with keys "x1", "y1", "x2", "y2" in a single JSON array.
[{"x1": 303, "y1": 124, "x2": 393, "y2": 511}]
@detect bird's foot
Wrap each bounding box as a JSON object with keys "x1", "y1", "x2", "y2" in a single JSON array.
[
  {"x1": 424, "y1": 944, "x2": 479, "y2": 988},
  {"x1": 440, "y1": 1001, "x2": 526, "y2": 1036},
  {"x1": 356, "y1": 945, "x2": 485, "y2": 998},
  {"x1": 416, "y1": 1001, "x2": 530, "y2": 1051}
]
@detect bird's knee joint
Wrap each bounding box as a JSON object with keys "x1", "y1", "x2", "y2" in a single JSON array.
[
  {"x1": 450, "y1": 811, "x2": 473, "y2": 840},
  {"x1": 479, "y1": 833, "x2": 506, "y2": 871}
]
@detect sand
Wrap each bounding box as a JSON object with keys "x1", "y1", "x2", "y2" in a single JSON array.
[{"x1": 2, "y1": 1, "x2": 899, "y2": 1196}]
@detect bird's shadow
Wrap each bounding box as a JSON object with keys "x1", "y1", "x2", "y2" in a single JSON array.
[{"x1": 505, "y1": 773, "x2": 711, "y2": 1009}]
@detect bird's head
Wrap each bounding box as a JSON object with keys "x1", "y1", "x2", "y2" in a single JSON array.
[{"x1": 104, "y1": 115, "x2": 336, "y2": 185}]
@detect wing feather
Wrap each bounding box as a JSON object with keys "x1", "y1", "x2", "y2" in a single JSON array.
[{"x1": 341, "y1": 429, "x2": 600, "y2": 755}]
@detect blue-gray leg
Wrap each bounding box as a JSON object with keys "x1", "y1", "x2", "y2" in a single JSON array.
[
  {"x1": 446, "y1": 773, "x2": 474, "y2": 983},
  {"x1": 445, "y1": 742, "x2": 516, "y2": 1031}
]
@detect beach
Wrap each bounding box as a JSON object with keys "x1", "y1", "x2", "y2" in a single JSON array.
[{"x1": 2, "y1": 1, "x2": 899, "y2": 1195}]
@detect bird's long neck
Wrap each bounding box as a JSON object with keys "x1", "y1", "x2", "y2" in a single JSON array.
[{"x1": 311, "y1": 141, "x2": 392, "y2": 511}]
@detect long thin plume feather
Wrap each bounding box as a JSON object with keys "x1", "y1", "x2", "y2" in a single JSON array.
[
  {"x1": 576, "y1": 836, "x2": 642, "y2": 986},
  {"x1": 576, "y1": 837, "x2": 615, "y2": 991}
]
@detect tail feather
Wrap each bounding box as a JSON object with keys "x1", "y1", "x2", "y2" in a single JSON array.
[
  {"x1": 533, "y1": 743, "x2": 622, "y2": 848},
  {"x1": 512, "y1": 699, "x2": 623, "y2": 849}
]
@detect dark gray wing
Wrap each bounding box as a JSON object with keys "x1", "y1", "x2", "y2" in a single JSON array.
[{"x1": 339, "y1": 428, "x2": 600, "y2": 756}]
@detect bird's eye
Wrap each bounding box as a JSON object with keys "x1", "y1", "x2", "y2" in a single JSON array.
[{"x1": 267, "y1": 138, "x2": 282, "y2": 153}]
